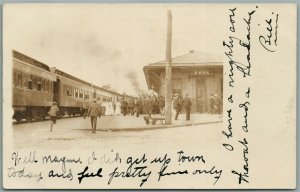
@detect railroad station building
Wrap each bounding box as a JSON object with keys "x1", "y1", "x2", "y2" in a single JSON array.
[{"x1": 143, "y1": 50, "x2": 223, "y2": 113}]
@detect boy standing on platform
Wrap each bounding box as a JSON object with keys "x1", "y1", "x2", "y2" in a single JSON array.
[{"x1": 49, "y1": 101, "x2": 59, "y2": 132}]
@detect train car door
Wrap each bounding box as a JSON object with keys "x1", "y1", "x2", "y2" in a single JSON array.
[{"x1": 53, "y1": 78, "x2": 60, "y2": 104}]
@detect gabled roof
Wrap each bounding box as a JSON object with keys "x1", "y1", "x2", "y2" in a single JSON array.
[{"x1": 145, "y1": 50, "x2": 223, "y2": 68}]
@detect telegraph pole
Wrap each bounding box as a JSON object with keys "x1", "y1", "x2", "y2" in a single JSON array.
[{"x1": 165, "y1": 10, "x2": 172, "y2": 125}]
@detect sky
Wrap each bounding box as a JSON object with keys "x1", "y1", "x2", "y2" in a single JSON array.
[{"x1": 4, "y1": 4, "x2": 228, "y2": 95}]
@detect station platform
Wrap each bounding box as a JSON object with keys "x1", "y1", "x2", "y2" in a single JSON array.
[{"x1": 84, "y1": 113, "x2": 223, "y2": 132}]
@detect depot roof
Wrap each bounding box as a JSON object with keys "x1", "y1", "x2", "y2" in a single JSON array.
[{"x1": 144, "y1": 50, "x2": 223, "y2": 69}]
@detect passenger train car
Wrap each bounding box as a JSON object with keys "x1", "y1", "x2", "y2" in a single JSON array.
[
  {"x1": 12, "y1": 50, "x2": 124, "y2": 122},
  {"x1": 93, "y1": 85, "x2": 123, "y2": 102},
  {"x1": 51, "y1": 68, "x2": 94, "y2": 116},
  {"x1": 12, "y1": 50, "x2": 56, "y2": 122}
]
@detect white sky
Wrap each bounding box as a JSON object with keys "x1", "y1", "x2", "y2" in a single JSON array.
[{"x1": 4, "y1": 4, "x2": 228, "y2": 95}]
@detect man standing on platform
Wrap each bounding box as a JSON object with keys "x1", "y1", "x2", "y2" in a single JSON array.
[
  {"x1": 174, "y1": 93, "x2": 181, "y2": 120},
  {"x1": 158, "y1": 96, "x2": 165, "y2": 116},
  {"x1": 183, "y1": 94, "x2": 192, "y2": 121},
  {"x1": 128, "y1": 98, "x2": 135, "y2": 116},
  {"x1": 87, "y1": 98, "x2": 101, "y2": 134},
  {"x1": 134, "y1": 98, "x2": 141, "y2": 117},
  {"x1": 82, "y1": 98, "x2": 88, "y2": 119},
  {"x1": 209, "y1": 94, "x2": 215, "y2": 114}
]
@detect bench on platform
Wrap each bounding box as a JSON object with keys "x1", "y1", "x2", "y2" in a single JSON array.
[{"x1": 143, "y1": 116, "x2": 165, "y2": 125}]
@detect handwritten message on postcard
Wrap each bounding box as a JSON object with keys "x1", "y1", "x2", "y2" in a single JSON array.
[{"x1": 2, "y1": 4, "x2": 296, "y2": 189}]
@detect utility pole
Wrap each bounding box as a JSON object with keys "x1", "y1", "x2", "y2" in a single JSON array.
[{"x1": 165, "y1": 10, "x2": 172, "y2": 125}]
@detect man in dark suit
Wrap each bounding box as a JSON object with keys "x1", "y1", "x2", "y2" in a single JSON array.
[
  {"x1": 174, "y1": 94, "x2": 181, "y2": 120},
  {"x1": 209, "y1": 94, "x2": 215, "y2": 114},
  {"x1": 134, "y1": 98, "x2": 141, "y2": 117},
  {"x1": 128, "y1": 98, "x2": 135, "y2": 116},
  {"x1": 145, "y1": 96, "x2": 154, "y2": 117},
  {"x1": 158, "y1": 96, "x2": 165, "y2": 116},
  {"x1": 87, "y1": 99, "x2": 101, "y2": 134},
  {"x1": 183, "y1": 94, "x2": 192, "y2": 120}
]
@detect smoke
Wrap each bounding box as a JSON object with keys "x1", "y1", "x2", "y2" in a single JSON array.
[{"x1": 125, "y1": 70, "x2": 143, "y2": 95}]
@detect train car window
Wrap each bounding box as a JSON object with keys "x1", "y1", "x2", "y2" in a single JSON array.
[
  {"x1": 37, "y1": 77, "x2": 41, "y2": 91},
  {"x1": 41, "y1": 79, "x2": 45, "y2": 92},
  {"x1": 17, "y1": 72, "x2": 22, "y2": 87},
  {"x1": 28, "y1": 80, "x2": 33, "y2": 90},
  {"x1": 49, "y1": 81, "x2": 53, "y2": 93},
  {"x1": 37, "y1": 82, "x2": 41, "y2": 91},
  {"x1": 45, "y1": 80, "x2": 48, "y2": 92},
  {"x1": 66, "y1": 86, "x2": 71, "y2": 96},
  {"x1": 50, "y1": 81, "x2": 52, "y2": 93},
  {"x1": 13, "y1": 71, "x2": 17, "y2": 86},
  {"x1": 75, "y1": 88, "x2": 78, "y2": 98},
  {"x1": 47, "y1": 81, "x2": 50, "y2": 93},
  {"x1": 22, "y1": 74, "x2": 28, "y2": 88},
  {"x1": 32, "y1": 77, "x2": 37, "y2": 90}
]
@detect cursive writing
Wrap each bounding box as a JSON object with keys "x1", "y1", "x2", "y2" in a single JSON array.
[
  {"x1": 239, "y1": 101, "x2": 250, "y2": 132},
  {"x1": 192, "y1": 166, "x2": 223, "y2": 185},
  {"x1": 8, "y1": 167, "x2": 43, "y2": 182},
  {"x1": 232, "y1": 138, "x2": 249, "y2": 184},
  {"x1": 49, "y1": 169, "x2": 73, "y2": 181},
  {"x1": 259, "y1": 13, "x2": 279, "y2": 52},
  {"x1": 177, "y1": 150, "x2": 205, "y2": 163},
  {"x1": 77, "y1": 166, "x2": 103, "y2": 184},
  {"x1": 42, "y1": 155, "x2": 82, "y2": 172}
]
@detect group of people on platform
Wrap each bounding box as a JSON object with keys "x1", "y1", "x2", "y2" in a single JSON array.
[
  {"x1": 119, "y1": 96, "x2": 165, "y2": 117},
  {"x1": 196, "y1": 94, "x2": 222, "y2": 115},
  {"x1": 48, "y1": 92, "x2": 221, "y2": 133}
]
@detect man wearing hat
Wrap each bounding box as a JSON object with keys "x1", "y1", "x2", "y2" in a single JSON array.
[
  {"x1": 183, "y1": 94, "x2": 192, "y2": 120},
  {"x1": 173, "y1": 93, "x2": 181, "y2": 120},
  {"x1": 87, "y1": 98, "x2": 101, "y2": 133},
  {"x1": 49, "y1": 101, "x2": 59, "y2": 132}
]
